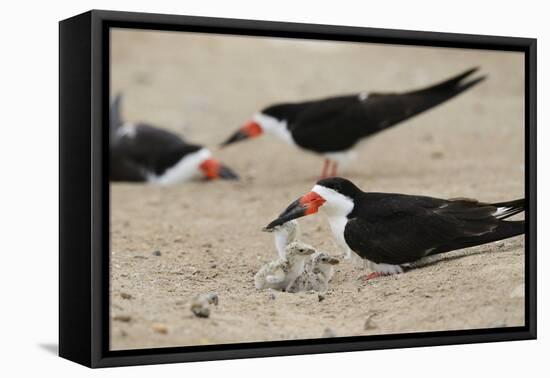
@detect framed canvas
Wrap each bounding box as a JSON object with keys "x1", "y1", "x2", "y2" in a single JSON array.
[{"x1": 59, "y1": 10, "x2": 537, "y2": 368}]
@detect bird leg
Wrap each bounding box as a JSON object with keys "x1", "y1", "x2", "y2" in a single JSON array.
[
  {"x1": 330, "y1": 161, "x2": 338, "y2": 177},
  {"x1": 363, "y1": 272, "x2": 388, "y2": 281},
  {"x1": 320, "y1": 159, "x2": 330, "y2": 179}
]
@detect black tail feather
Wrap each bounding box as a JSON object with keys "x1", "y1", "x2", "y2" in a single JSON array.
[
  {"x1": 429, "y1": 220, "x2": 525, "y2": 256},
  {"x1": 412, "y1": 67, "x2": 483, "y2": 94},
  {"x1": 491, "y1": 198, "x2": 525, "y2": 220},
  {"x1": 409, "y1": 67, "x2": 486, "y2": 104}
]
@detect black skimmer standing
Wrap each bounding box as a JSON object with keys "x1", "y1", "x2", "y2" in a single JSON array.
[
  {"x1": 264, "y1": 177, "x2": 524, "y2": 279},
  {"x1": 110, "y1": 94, "x2": 239, "y2": 184},
  {"x1": 222, "y1": 68, "x2": 486, "y2": 178}
]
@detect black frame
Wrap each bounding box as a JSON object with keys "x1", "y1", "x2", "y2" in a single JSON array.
[{"x1": 59, "y1": 9, "x2": 537, "y2": 368}]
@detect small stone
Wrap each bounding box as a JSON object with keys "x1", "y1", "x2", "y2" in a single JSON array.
[
  {"x1": 152, "y1": 323, "x2": 168, "y2": 334},
  {"x1": 191, "y1": 300, "x2": 210, "y2": 318},
  {"x1": 364, "y1": 314, "x2": 378, "y2": 330},
  {"x1": 152, "y1": 250, "x2": 162, "y2": 256},
  {"x1": 190, "y1": 292, "x2": 218, "y2": 318},
  {"x1": 210, "y1": 264, "x2": 217, "y2": 269},
  {"x1": 318, "y1": 294, "x2": 325, "y2": 302},
  {"x1": 322, "y1": 327, "x2": 337, "y2": 338},
  {"x1": 120, "y1": 292, "x2": 132, "y2": 300},
  {"x1": 205, "y1": 292, "x2": 219, "y2": 306},
  {"x1": 431, "y1": 151, "x2": 444, "y2": 159},
  {"x1": 113, "y1": 315, "x2": 131, "y2": 322},
  {"x1": 268, "y1": 292, "x2": 276, "y2": 300}
]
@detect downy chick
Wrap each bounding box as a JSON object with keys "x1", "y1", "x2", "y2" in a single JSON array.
[
  {"x1": 255, "y1": 241, "x2": 315, "y2": 291},
  {"x1": 288, "y1": 252, "x2": 340, "y2": 293}
]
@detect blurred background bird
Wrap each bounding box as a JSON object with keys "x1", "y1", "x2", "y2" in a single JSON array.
[
  {"x1": 222, "y1": 68, "x2": 485, "y2": 178},
  {"x1": 110, "y1": 94, "x2": 239, "y2": 184}
]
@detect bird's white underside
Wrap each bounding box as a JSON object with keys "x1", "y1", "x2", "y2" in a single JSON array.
[
  {"x1": 312, "y1": 185, "x2": 354, "y2": 257},
  {"x1": 147, "y1": 148, "x2": 211, "y2": 185},
  {"x1": 255, "y1": 112, "x2": 356, "y2": 167}
]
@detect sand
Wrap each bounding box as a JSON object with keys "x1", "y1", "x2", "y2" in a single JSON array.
[{"x1": 109, "y1": 29, "x2": 525, "y2": 350}]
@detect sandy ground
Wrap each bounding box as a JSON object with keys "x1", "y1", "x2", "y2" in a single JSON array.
[{"x1": 109, "y1": 29, "x2": 525, "y2": 350}]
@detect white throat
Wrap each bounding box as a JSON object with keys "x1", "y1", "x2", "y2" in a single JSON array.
[
  {"x1": 253, "y1": 113, "x2": 294, "y2": 145},
  {"x1": 312, "y1": 185, "x2": 354, "y2": 255},
  {"x1": 148, "y1": 148, "x2": 211, "y2": 186}
]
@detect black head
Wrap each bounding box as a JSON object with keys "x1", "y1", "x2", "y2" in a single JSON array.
[{"x1": 315, "y1": 177, "x2": 362, "y2": 199}]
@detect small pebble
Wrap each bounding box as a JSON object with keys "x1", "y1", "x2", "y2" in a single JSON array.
[
  {"x1": 205, "y1": 292, "x2": 219, "y2": 306},
  {"x1": 191, "y1": 300, "x2": 210, "y2": 318},
  {"x1": 152, "y1": 323, "x2": 168, "y2": 334},
  {"x1": 152, "y1": 250, "x2": 162, "y2": 256},
  {"x1": 431, "y1": 151, "x2": 444, "y2": 159},
  {"x1": 190, "y1": 292, "x2": 219, "y2": 318},
  {"x1": 364, "y1": 314, "x2": 378, "y2": 330},
  {"x1": 318, "y1": 294, "x2": 325, "y2": 302},
  {"x1": 113, "y1": 315, "x2": 131, "y2": 322},
  {"x1": 120, "y1": 292, "x2": 132, "y2": 300},
  {"x1": 322, "y1": 327, "x2": 337, "y2": 338}
]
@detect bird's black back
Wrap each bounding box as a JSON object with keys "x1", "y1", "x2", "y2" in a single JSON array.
[
  {"x1": 263, "y1": 68, "x2": 485, "y2": 153},
  {"x1": 112, "y1": 123, "x2": 202, "y2": 178},
  {"x1": 344, "y1": 193, "x2": 524, "y2": 265}
]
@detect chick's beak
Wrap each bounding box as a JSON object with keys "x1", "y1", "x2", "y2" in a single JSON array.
[
  {"x1": 199, "y1": 158, "x2": 239, "y2": 180},
  {"x1": 264, "y1": 191, "x2": 326, "y2": 230},
  {"x1": 221, "y1": 121, "x2": 263, "y2": 147}
]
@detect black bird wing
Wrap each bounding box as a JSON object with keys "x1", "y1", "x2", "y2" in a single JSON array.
[
  {"x1": 113, "y1": 123, "x2": 201, "y2": 176},
  {"x1": 289, "y1": 67, "x2": 485, "y2": 153},
  {"x1": 343, "y1": 194, "x2": 523, "y2": 265},
  {"x1": 110, "y1": 157, "x2": 148, "y2": 182}
]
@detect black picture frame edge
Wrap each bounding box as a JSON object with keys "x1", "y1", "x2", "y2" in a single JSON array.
[{"x1": 58, "y1": 9, "x2": 537, "y2": 369}]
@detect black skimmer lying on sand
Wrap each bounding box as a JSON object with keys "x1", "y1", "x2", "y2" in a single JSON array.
[
  {"x1": 222, "y1": 68, "x2": 485, "y2": 178},
  {"x1": 110, "y1": 94, "x2": 238, "y2": 184},
  {"x1": 264, "y1": 177, "x2": 524, "y2": 280}
]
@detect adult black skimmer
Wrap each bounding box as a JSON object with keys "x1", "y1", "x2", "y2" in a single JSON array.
[
  {"x1": 222, "y1": 68, "x2": 486, "y2": 178},
  {"x1": 110, "y1": 94, "x2": 238, "y2": 184},
  {"x1": 264, "y1": 177, "x2": 524, "y2": 279}
]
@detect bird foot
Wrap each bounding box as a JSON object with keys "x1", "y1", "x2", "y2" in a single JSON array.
[{"x1": 360, "y1": 272, "x2": 389, "y2": 281}]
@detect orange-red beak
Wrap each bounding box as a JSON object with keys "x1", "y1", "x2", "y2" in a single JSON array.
[
  {"x1": 264, "y1": 191, "x2": 326, "y2": 230},
  {"x1": 221, "y1": 121, "x2": 263, "y2": 147},
  {"x1": 199, "y1": 158, "x2": 239, "y2": 180}
]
